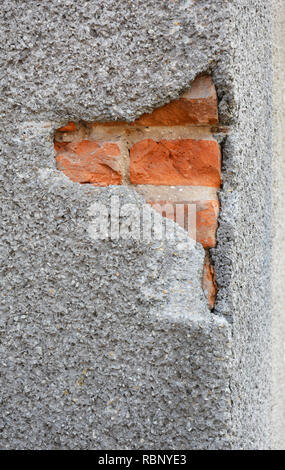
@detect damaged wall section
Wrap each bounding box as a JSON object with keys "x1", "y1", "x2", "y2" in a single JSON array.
[
  {"x1": 54, "y1": 75, "x2": 223, "y2": 309},
  {"x1": 0, "y1": 0, "x2": 275, "y2": 450}
]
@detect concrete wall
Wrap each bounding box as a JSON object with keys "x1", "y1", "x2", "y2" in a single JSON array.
[
  {"x1": 0, "y1": 0, "x2": 280, "y2": 449},
  {"x1": 272, "y1": 0, "x2": 285, "y2": 450}
]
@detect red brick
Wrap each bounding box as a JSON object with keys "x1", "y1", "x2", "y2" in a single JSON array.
[
  {"x1": 130, "y1": 139, "x2": 221, "y2": 187},
  {"x1": 54, "y1": 141, "x2": 68, "y2": 152},
  {"x1": 132, "y1": 75, "x2": 218, "y2": 126},
  {"x1": 147, "y1": 200, "x2": 219, "y2": 249},
  {"x1": 196, "y1": 200, "x2": 219, "y2": 248},
  {"x1": 202, "y1": 253, "x2": 217, "y2": 309},
  {"x1": 58, "y1": 122, "x2": 77, "y2": 132},
  {"x1": 55, "y1": 140, "x2": 122, "y2": 186}
]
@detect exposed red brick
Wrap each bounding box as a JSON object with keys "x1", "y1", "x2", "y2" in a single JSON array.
[
  {"x1": 53, "y1": 74, "x2": 221, "y2": 311},
  {"x1": 196, "y1": 200, "x2": 219, "y2": 248},
  {"x1": 130, "y1": 139, "x2": 221, "y2": 187},
  {"x1": 147, "y1": 200, "x2": 219, "y2": 249},
  {"x1": 55, "y1": 140, "x2": 122, "y2": 186},
  {"x1": 54, "y1": 141, "x2": 66, "y2": 152},
  {"x1": 58, "y1": 122, "x2": 77, "y2": 132},
  {"x1": 132, "y1": 75, "x2": 218, "y2": 126},
  {"x1": 202, "y1": 253, "x2": 217, "y2": 309}
]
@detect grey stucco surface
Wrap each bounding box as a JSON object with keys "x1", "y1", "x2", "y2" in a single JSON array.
[
  {"x1": 0, "y1": 0, "x2": 233, "y2": 124},
  {"x1": 272, "y1": 0, "x2": 285, "y2": 450},
  {"x1": 212, "y1": 2, "x2": 273, "y2": 448},
  {"x1": 0, "y1": 0, "x2": 274, "y2": 449}
]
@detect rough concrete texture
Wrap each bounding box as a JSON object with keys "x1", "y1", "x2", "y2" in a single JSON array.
[
  {"x1": 211, "y1": 2, "x2": 272, "y2": 449},
  {"x1": 0, "y1": 0, "x2": 274, "y2": 449},
  {"x1": 272, "y1": 0, "x2": 285, "y2": 450},
  {"x1": 0, "y1": 0, "x2": 233, "y2": 124}
]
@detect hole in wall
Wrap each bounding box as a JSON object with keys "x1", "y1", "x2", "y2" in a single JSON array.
[{"x1": 53, "y1": 75, "x2": 229, "y2": 309}]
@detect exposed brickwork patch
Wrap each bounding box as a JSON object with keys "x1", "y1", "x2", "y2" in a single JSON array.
[{"x1": 54, "y1": 75, "x2": 221, "y2": 309}]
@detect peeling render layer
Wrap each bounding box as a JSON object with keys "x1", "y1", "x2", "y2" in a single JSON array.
[{"x1": 0, "y1": 0, "x2": 274, "y2": 449}]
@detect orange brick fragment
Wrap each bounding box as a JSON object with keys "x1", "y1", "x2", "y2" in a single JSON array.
[
  {"x1": 54, "y1": 141, "x2": 68, "y2": 152},
  {"x1": 196, "y1": 200, "x2": 219, "y2": 248},
  {"x1": 55, "y1": 140, "x2": 122, "y2": 186},
  {"x1": 133, "y1": 75, "x2": 218, "y2": 126},
  {"x1": 58, "y1": 122, "x2": 76, "y2": 132},
  {"x1": 202, "y1": 253, "x2": 217, "y2": 309},
  {"x1": 147, "y1": 200, "x2": 219, "y2": 249},
  {"x1": 130, "y1": 139, "x2": 221, "y2": 187}
]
